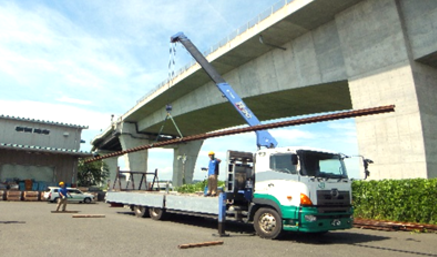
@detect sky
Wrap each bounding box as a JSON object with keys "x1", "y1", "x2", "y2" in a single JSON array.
[{"x1": 0, "y1": 0, "x2": 363, "y2": 181}]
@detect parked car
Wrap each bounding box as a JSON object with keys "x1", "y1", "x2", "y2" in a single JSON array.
[{"x1": 43, "y1": 187, "x2": 95, "y2": 204}]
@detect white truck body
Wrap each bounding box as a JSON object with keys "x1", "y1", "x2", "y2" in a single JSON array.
[{"x1": 106, "y1": 147, "x2": 355, "y2": 239}]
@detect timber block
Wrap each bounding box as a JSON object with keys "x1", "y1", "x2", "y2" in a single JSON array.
[
  {"x1": 23, "y1": 191, "x2": 40, "y2": 201},
  {"x1": 6, "y1": 191, "x2": 22, "y2": 201}
]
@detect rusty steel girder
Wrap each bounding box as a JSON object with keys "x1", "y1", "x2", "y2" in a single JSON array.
[
  {"x1": 354, "y1": 218, "x2": 437, "y2": 232},
  {"x1": 85, "y1": 105, "x2": 395, "y2": 163}
]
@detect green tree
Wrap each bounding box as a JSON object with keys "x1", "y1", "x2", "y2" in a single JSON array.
[{"x1": 77, "y1": 159, "x2": 109, "y2": 187}]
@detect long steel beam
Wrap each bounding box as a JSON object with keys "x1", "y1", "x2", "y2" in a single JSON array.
[{"x1": 85, "y1": 105, "x2": 395, "y2": 163}]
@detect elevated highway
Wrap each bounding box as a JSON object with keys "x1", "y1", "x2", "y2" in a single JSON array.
[{"x1": 92, "y1": 0, "x2": 437, "y2": 185}]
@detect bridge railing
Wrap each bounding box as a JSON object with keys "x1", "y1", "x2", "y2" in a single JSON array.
[{"x1": 136, "y1": 0, "x2": 294, "y2": 105}]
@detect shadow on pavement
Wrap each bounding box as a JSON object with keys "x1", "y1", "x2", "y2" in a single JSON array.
[
  {"x1": 116, "y1": 209, "x2": 436, "y2": 256},
  {"x1": 350, "y1": 243, "x2": 437, "y2": 257},
  {"x1": 115, "y1": 211, "x2": 392, "y2": 243},
  {"x1": 0, "y1": 221, "x2": 26, "y2": 224},
  {"x1": 279, "y1": 231, "x2": 388, "y2": 244}
]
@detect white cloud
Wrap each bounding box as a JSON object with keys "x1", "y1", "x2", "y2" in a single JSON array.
[
  {"x1": 327, "y1": 120, "x2": 356, "y2": 131},
  {"x1": 0, "y1": 99, "x2": 111, "y2": 131},
  {"x1": 56, "y1": 96, "x2": 92, "y2": 106},
  {"x1": 270, "y1": 128, "x2": 315, "y2": 141}
]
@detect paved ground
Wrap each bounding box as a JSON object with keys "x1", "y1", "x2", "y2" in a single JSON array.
[{"x1": 0, "y1": 201, "x2": 436, "y2": 257}]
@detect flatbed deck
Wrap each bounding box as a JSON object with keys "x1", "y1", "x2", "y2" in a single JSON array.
[{"x1": 106, "y1": 190, "x2": 220, "y2": 215}]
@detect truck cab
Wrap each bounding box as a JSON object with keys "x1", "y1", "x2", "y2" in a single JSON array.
[{"x1": 226, "y1": 148, "x2": 354, "y2": 239}]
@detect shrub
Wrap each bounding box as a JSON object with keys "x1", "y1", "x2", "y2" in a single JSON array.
[{"x1": 352, "y1": 178, "x2": 437, "y2": 224}]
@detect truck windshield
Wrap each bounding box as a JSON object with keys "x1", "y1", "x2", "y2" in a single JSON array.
[{"x1": 297, "y1": 150, "x2": 347, "y2": 179}]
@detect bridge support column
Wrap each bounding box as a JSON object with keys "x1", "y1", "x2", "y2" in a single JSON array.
[
  {"x1": 411, "y1": 64, "x2": 437, "y2": 178},
  {"x1": 97, "y1": 150, "x2": 118, "y2": 189},
  {"x1": 336, "y1": 0, "x2": 436, "y2": 179},
  {"x1": 118, "y1": 123, "x2": 152, "y2": 188},
  {"x1": 172, "y1": 140, "x2": 204, "y2": 187}
]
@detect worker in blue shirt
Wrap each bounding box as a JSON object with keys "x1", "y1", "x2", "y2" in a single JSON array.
[
  {"x1": 55, "y1": 181, "x2": 71, "y2": 212},
  {"x1": 206, "y1": 151, "x2": 221, "y2": 197}
]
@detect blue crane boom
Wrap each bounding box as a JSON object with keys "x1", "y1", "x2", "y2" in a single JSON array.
[{"x1": 170, "y1": 32, "x2": 278, "y2": 148}]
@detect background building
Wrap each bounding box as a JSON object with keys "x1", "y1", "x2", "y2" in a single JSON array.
[{"x1": 0, "y1": 114, "x2": 90, "y2": 190}]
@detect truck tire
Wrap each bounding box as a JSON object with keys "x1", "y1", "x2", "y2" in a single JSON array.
[
  {"x1": 149, "y1": 207, "x2": 166, "y2": 220},
  {"x1": 253, "y1": 207, "x2": 282, "y2": 239},
  {"x1": 133, "y1": 205, "x2": 149, "y2": 218}
]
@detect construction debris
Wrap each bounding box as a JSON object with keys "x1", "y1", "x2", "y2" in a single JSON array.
[{"x1": 178, "y1": 240, "x2": 224, "y2": 249}]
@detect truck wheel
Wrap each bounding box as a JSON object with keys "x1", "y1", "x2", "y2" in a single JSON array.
[
  {"x1": 134, "y1": 205, "x2": 149, "y2": 218},
  {"x1": 149, "y1": 207, "x2": 166, "y2": 220},
  {"x1": 254, "y1": 207, "x2": 283, "y2": 239}
]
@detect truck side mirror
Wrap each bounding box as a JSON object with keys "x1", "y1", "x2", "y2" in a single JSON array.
[{"x1": 291, "y1": 155, "x2": 298, "y2": 165}]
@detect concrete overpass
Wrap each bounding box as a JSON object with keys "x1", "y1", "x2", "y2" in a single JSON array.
[{"x1": 92, "y1": 0, "x2": 437, "y2": 185}]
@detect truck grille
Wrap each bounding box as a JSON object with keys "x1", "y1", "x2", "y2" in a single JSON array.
[{"x1": 316, "y1": 190, "x2": 350, "y2": 213}]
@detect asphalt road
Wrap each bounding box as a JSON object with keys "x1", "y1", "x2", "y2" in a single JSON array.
[{"x1": 0, "y1": 201, "x2": 436, "y2": 257}]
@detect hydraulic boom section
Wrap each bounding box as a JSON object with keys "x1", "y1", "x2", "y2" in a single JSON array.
[{"x1": 171, "y1": 32, "x2": 278, "y2": 148}]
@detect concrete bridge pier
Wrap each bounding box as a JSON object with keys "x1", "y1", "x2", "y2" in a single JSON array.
[
  {"x1": 172, "y1": 140, "x2": 204, "y2": 187},
  {"x1": 97, "y1": 150, "x2": 118, "y2": 188},
  {"x1": 116, "y1": 123, "x2": 152, "y2": 188},
  {"x1": 337, "y1": 0, "x2": 437, "y2": 179}
]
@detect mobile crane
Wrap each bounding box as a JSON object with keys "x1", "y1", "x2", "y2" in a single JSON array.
[
  {"x1": 170, "y1": 32, "x2": 277, "y2": 149},
  {"x1": 105, "y1": 32, "x2": 370, "y2": 239}
]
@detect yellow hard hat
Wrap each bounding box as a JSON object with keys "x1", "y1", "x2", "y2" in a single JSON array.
[
  {"x1": 208, "y1": 151, "x2": 215, "y2": 156},
  {"x1": 59, "y1": 181, "x2": 64, "y2": 186}
]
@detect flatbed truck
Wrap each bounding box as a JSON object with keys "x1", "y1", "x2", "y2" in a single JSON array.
[
  {"x1": 105, "y1": 32, "x2": 369, "y2": 239},
  {"x1": 107, "y1": 147, "x2": 359, "y2": 239}
]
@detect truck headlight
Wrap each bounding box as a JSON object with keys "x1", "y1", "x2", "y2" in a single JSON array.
[{"x1": 304, "y1": 215, "x2": 317, "y2": 222}]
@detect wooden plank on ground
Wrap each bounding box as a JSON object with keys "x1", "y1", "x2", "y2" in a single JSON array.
[
  {"x1": 51, "y1": 211, "x2": 80, "y2": 213},
  {"x1": 72, "y1": 214, "x2": 105, "y2": 218},
  {"x1": 178, "y1": 241, "x2": 224, "y2": 249}
]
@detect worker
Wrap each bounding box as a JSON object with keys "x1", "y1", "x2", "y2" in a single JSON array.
[
  {"x1": 206, "y1": 151, "x2": 221, "y2": 197},
  {"x1": 55, "y1": 181, "x2": 71, "y2": 212}
]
